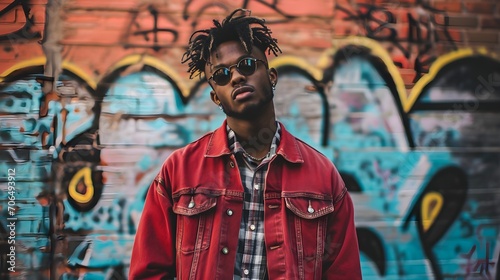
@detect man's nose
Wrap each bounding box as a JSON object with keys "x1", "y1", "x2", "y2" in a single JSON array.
[{"x1": 230, "y1": 66, "x2": 246, "y2": 86}]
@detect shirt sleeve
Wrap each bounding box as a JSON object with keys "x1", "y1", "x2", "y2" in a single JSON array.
[
  {"x1": 322, "y1": 171, "x2": 362, "y2": 279},
  {"x1": 129, "y1": 168, "x2": 176, "y2": 279}
]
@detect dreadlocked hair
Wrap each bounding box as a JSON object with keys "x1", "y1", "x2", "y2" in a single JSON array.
[{"x1": 181, "y1": 8, "x2": 282, "y2": 79}]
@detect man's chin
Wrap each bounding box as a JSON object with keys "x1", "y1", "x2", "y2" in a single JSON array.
[
  {"x1": 225, "y1": 98, "x2": 273, "y2": 120},
  {"x1": 224, "y1": 109, "x2": 260, "y2": 120},
  {"x1": 226, "y1": 104, "x2": 263, "y2": 119}
]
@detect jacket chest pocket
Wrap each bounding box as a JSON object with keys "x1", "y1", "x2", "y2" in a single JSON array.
[
  {"x1": 173, "y1": 193, "x2": 217, "y2": 254},
  {"x1": 285, "y1": 195, "x2": 334, "y2": 259}
]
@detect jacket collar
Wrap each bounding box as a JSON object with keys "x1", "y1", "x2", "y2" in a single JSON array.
[{"x1": 205, "y1": 119, "x2": 304, "y2": 164}]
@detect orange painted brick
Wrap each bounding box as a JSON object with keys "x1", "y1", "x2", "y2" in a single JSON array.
[
  {"x1": 400, "y1": 71, "x2": 416, "y2": 86},
  {"x1": 432, "y1": 2, "x2": 462, "y2": 13},
  {"x1": 262, "y1": 21, "x2": 332, "y2": 49},
  {"x1": 0, "y1": 43, "x2": 43, "y2": 64},
  {"x1": 2, "y1": 4, "x2": 45, "y2": 25},
  {"x1": 395, "y1": 0, "x2": 418, "y2": 5},
  {"x1": 431, "y1": 13, "x2": 448, "y2": 26},
  {"x1": 0, "y1": 6, "x2": 18, "y2": 23},
  {"x1": 332, "y1": 22, "x2": 357, "y2": 36},
  {"x1": 373, "y1": 0, "x2": 394, "y2": 6},
  {"x1": 62, "y1": 0, "x2": 139, "y2": 10},
  {"x1": 30, "y1": 5, "x2": 47, "y2": 25},
  {"x1": 0, "y1": 46, "x2": 17, "y2": 61},
  {"x1": 396, "y1": 24, "x2": 409, "y2": 40},
  {"x1": 21, "y1": 0, "x2": 48, "y2": 4},
  {"x1": 61, "y1": 28, "x2": 123, "y2": 45},
  {"x1": 333, "y1": 5, "x2": 355, "y2": 21},
  {"x1": 0, "y1": 24, "x2": 25, "y2": 35},
  {"x1": 335, "y1": 0, "x2": 353, "y2": 5},
  {"x1": 448, "y1": 29, "x2": 464, "y2": 42},
  {"x1": 392, "y1": 54, "x2": 411, "y2": 69},
  {"x1": 397, "y1": 9, "x2": 412, "y2": 24},
  {"x1": 404, "y1": 22, "x2": 435, "y2": 42},
  {"x1": 370, "y1": 7, "x2": 396, "y2": 23},
  {"x1": 354, "y1": 0, "x2": 375, "y2": 5},
  {"x1": 249, "y1": 0, "x2": 334, "y2": 18}
]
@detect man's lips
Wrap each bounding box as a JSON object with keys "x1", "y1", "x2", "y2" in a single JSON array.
[{"x1": 232, "y1": 86, "x2": 255, "y2": 100}]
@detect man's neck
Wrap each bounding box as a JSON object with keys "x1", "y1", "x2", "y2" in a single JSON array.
[{"x1": 227, "y1": 114, "x2": 277, "y2": 159}]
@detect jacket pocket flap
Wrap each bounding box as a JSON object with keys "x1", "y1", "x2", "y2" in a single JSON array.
[
  {"x1": 173, "y1": 194, "x2": 217, "y2": 216},
  {"x1": 285, "y1": 196, "x2": 334, "y2": 219}
]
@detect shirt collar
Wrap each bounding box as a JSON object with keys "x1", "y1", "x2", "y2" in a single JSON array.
[
  {"x1": 205, "y1": 120, "x2": 304, "y2": 163},
  {"x1": 227, "y1": 122, "x2": 281, "y2": 161}
]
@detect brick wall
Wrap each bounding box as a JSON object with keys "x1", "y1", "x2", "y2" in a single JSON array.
[{"x1": 1, "y1": 0, "x2": 499, "y2": 279}]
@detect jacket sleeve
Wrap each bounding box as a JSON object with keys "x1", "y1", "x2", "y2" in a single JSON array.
[
  {"x1": 322, "y1": 172, "x2": 362, "y2": 279},
  {"x1": 129, "y1": 167, "x2": 176, "y2": 279}
]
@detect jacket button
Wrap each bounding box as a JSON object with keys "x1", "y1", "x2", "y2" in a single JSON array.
[
  {"x1": 226, "y1": 209, "x2": 233, "y2": 216},
  {"x1": 221, "y1": 247, "x2": 229, "y2": 254}
]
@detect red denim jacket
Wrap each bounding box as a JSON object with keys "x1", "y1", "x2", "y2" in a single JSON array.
[{"x1": 129, "y1": 121, "x2": 361, "y2": 280}]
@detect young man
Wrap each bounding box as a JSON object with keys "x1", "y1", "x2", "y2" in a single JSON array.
[{"x1": 129, "y1": 9, "x2": 361, "y2": 280}]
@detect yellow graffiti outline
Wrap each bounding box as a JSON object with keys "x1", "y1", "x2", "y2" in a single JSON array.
[
  {"x1": 68, "y1": 167, "x2": 94, "y2": 204},
  {"x1": 269, "y1": 56, "x2": 322, "y2": 82},
  {"x1": 62, "y1": 60, "x2": 97, "y2": 90},
  {"x1": 0, "y1": 57, "x2": 46, "y2": 81},
  {"x1": 409, "y1": 48, "x2": 499, "y2": 112},
  {"x1": 421, "y1": 191, "x2": 443, "y2": 232},
  {"x1": 323, "y1": 36, "x2": 409, "y2": 111},
  {"x1": 0, "y1": 57, "x2": 97, "y2": 90},
  {"x1": 322, "y1": 39, "x2": 500, "y2": 113},
  {"x1": 108, "y1": 54, "x2": 189, "y2": 98}
]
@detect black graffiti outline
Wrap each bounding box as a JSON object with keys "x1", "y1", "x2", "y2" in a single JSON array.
[
  {"x1": 182, "y1": 0, "x2": 295, "y2": 29},
  {"x1": 336, "y1": 2, "x2": 456, "y2": 83},
  {"x1": 122, "y1": 5, "x2": 179, "y2": 51},
  {"x1": 407, "y1": 7, "x2": 457, "y2": 83},
  {"x1": 0, "y1": 0, "x2": 41, "y2": 42},
  {"x1": 336, "y1": 4, "x2": 398, "y2": 43}
]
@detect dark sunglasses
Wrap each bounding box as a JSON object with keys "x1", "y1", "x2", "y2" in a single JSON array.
[{"x1": 208, "y1": 57, "x2": 267, "y2": 86}]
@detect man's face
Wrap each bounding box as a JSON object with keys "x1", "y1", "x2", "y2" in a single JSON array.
[{"x1": 205, "y1": 41, "x2": 277, "y2": 120}]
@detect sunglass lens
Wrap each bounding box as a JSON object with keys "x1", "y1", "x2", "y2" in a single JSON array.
[
  {"x1": 211, "y1": 59, "x2": 258, "y2": 85},
  {"x1": 213, "y1": 68, "x2": 231, "y2": 85},
  {"x1": 238, "y1": 58, "x2": 256, "y2": 75}
]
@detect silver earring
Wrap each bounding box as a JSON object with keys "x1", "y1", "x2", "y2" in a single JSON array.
[
  {"x1": 218, "y1": 104, "x2": 223, "y2": 110},
  {"x1": 272, "y1": 84, "x2": 276, "y2": 91}
]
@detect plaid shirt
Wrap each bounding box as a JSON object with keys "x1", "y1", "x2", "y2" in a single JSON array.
[{"x1": 227, "y1": 123, "x2": 281, "y2": 280}]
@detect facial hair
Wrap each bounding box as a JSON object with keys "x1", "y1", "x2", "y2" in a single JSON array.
[{"x1": 221, "y1": 89, "x2": 274, "y2": 120}]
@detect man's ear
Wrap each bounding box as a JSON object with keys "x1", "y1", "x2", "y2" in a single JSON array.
[
  {"x1": 210, "y1": 90, "x2": 220, "y2": 105},
  {"x1": 268, "y1": 68, "x2": 278, "y2": 86}
]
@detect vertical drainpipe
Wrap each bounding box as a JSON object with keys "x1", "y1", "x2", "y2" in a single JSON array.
[
  {"x1": 41, "y1": 0, "x2": 62, "y2": 94},
  {"x1": 40, "y1": 1, "x2": 63, "y2": 279}
]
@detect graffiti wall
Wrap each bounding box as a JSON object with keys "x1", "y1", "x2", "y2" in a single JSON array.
[{"x1": 1, "y1": 0, "x2": 499, "y2": 279}]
